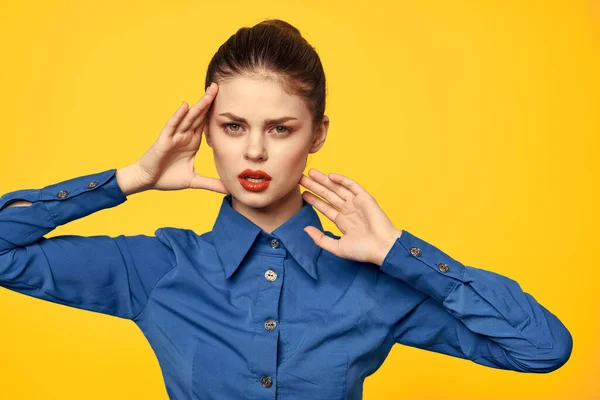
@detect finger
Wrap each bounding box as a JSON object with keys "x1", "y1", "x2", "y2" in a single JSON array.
[
  {"x1": 188, "y1": 84, "x2": 219, "y2": 132},
  {"x1": 304, "y1": 226, "x2": 340, "y2": 256},
  {"x1": 189, "y1": 83, "x2": 219, "y2": 132},
  {"x1": 177, "y1": 91, "x2": 212, "y2": 133},
  {"x1": 327, "y1": 173, "x2": 365, "y2": 196},
  {"x1": 299, "y1": 174, "x2": 345, "y2": 209},
  {"x1": 306, "y1": 168, "x2": 354, "y2": 201},
  {"x1": 163, "y1": 102, "x2": 190, "y2": 135},
  {"x1": 177, "y1": 84, "x2": 218, "y2": 133},
  {"x1": 189, "y1": 112, "x2": 207, "y2": 132},
  {"x1": 302, "y1": 191, "x2": 339, "y2": 222},
  {"x1": 189, "y1": 175, "x2": 230, "y2": 194}
]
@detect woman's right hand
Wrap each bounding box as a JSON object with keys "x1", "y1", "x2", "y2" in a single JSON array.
[{"x1": 134, "y1": 82, "x2": 229, "y2": 194}]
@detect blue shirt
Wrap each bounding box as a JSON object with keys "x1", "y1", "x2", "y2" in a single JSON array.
[{"x1": 0, "y1": 168, "x2": 572, "y2": 399}]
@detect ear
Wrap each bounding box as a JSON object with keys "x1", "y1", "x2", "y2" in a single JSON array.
[{"x1": 309, "y1": 115, "x2": 329, "y2": 154}]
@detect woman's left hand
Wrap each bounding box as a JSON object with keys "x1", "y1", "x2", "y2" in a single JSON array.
[{"x1": 299, "y1": 169, "x2": 402, "y2": 267}]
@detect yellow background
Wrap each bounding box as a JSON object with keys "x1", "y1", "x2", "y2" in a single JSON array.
[{"x1": 0, "y1": 0, "x2": 597, "y2": 398}]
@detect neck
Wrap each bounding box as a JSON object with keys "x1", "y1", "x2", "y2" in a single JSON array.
[{"x1": 231, "y1": 187, "x2": 304, "y2": 234}]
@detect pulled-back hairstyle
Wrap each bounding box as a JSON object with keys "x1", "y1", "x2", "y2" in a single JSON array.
[{"x1": 205, "y1": 19, "x2": 327, "y2": 133}]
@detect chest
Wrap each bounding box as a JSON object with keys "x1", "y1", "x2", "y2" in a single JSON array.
[{"x1": 138, "y1": 250, "x2": 386, "y2": 399}]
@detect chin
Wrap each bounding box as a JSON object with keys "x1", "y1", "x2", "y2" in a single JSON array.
[
  {"x1": 232, "y1": 188, "x2": 275, "y2": 207},
  {"x1": 233, "y1": 184, "x2": 291, "y2": 210}
]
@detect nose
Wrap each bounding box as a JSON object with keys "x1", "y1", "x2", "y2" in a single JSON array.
[{"x1": 244, "y1": 132, "x2": 268, "y2": 162}]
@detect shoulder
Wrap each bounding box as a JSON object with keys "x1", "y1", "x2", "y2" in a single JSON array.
[
  {"x1": 154, "y1": 226, "x2": 213, "y2": 253},
  {"x1": 155, "y1": 225, "x2": 202, "y2": 242}
]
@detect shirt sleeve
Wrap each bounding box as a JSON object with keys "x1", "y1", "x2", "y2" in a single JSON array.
[
  {"x1": 376, "y1": 229, "x2": 573, "y2": 373},
  {"x1": 0, "y1": 169, "x2": 176, "y2": 320}
]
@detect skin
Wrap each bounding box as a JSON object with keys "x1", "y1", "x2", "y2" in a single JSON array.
[
  {"x1": 203, "y1": 74, "x2": 401, "y2": 266},
  {"x1": 203, "y1": 74, "x2": 329, "y2": 234},
  {"x1": 128, "y1": 74, "x2": 402, "y2": 267}
]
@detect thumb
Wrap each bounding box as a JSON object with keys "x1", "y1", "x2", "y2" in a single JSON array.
[
  {"x1": 304, "y1": 226, "x2": 339, "y2": 256},
  {"x1": 189, "y1": 174, "x2": 229, "y2": 194}
]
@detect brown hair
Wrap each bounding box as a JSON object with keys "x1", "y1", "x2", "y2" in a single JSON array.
[{"x1": 205, "y1": 19, "x2": 327, "y2": 133}]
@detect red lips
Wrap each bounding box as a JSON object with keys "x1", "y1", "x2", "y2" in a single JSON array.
[{"x1": 238, "y1": 169, "x2": 272, "y2": 179}]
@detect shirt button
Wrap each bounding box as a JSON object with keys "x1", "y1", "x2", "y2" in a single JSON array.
[
  {"x1": 264, "y1": 319, "x2": 277, "y2": 331},
  {"x1": 409, "y1": 246, "x2": 421, "y2": 256},
  {"x1": 264, "y1": 269, "x2": 277, "y2": 282},
  {"x1": 86, "y1": 181, "x2": 98, "y2": 189},
  {"x1": 56, "y1": 190, "x2": 69, "y2": 199},
  {"x1": 270, "y1": 239, "x2": 280, "y2": 248},
  {"x1": 437, "y1": 263, "x2": 450, "y2": 273},
  {"x1": 260, "y1": 376, "x2": 273, "y2": 388}
]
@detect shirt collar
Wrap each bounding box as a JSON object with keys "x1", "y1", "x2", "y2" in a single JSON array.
[{"x1": 212, "y1": 194, "x2": 324, "y2": 280}]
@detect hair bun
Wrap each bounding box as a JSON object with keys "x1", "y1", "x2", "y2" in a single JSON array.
[
  {"x1": 256, "y1": 19, "x2": 302, "y2": 37},
  {"x1": 206, "y1": 18, "x2": 326, "y2": 132}
]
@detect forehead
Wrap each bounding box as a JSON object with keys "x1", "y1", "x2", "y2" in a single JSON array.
[{"x1": 212, "y1": 75, "x2": 311, "y2": 121}]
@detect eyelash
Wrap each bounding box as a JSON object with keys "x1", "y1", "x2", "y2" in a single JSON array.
[{"x1": 221, "y1": 123, "x2": 292, "y2": 136}]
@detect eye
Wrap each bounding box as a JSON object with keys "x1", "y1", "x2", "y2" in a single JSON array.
[
  {"x1": 273, "y1": 126, "x2": 292, "y2": 136},
  {"x1": 222, "y1": 123, "x2": 242, "y2": 134},
  {"x1": 221, "y1": 123, "x2": 292, "y2": 136}
]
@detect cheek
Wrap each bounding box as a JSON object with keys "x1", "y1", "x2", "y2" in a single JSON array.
[
  {"x1": 210, "y1": 146, "x2": 233, "y2": 181},
  {"x1": 210, "y1": 135, "x2": 236, "y2": 162},
  {"x1": 213, "y1": 153, "x2": 235, "y2": 181},
  {"x1": 276, "y1": 148, "x2": 310, "y2": 179}
]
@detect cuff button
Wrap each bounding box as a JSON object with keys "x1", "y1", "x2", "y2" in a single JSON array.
[
  {"x1": 409, "y1": 246, "x2": 422, "y2": 256},
  {"x1": 56, "y1": 190, "x2": 69, "y2": 199},
  {"x1": 437, "y1": 263, "x2": 450, "y2": 273},
  {"x1": 86, "y1": 181, "x2": 98, "y2": 189}
]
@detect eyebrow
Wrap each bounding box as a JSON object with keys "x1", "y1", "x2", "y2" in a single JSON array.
[{"x1": 218, "y1": 112, "x2": 298, "y2": 125}]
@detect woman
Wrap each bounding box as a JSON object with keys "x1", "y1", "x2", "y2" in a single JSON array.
[{"x1": 0, "y1": 19, "x2": 572, "y2": 399}]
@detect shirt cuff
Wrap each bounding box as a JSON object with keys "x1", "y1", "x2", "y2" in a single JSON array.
[
  {"x1": 380, "y1": 230, "x2": 468, "y2": 303},
  {"x1": 0, "y1": 169, "x2": 127, "y2": 228},
  {"x1": 39, "y1": 169, "x2": 127, "y2": 226}
]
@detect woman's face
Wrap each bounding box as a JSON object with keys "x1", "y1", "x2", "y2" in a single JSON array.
[{"x1": 204, "y1": 75, "x2": 328, "y2": 209}]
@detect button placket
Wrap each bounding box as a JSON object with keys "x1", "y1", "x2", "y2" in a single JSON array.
[{"x1": 249, "y1": 238, "x2": 284, "y2": 394}]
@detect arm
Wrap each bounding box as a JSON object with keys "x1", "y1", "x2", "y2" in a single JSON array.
[
  {"x1": 0, "y1": 167, "x2": 175, "y2": 320},
  {"x1": 3, "y1": 162, "x2": 145, "y2": 209},
  {"x1": 295, "y1": 170, "x2": 573, "y2": 373},
  {"x1": 375, "y1": 230, "x2": 572, "y2": 373},
  {"x1": 0, "y1": 87, "x2": 228, "y2": 321}
]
